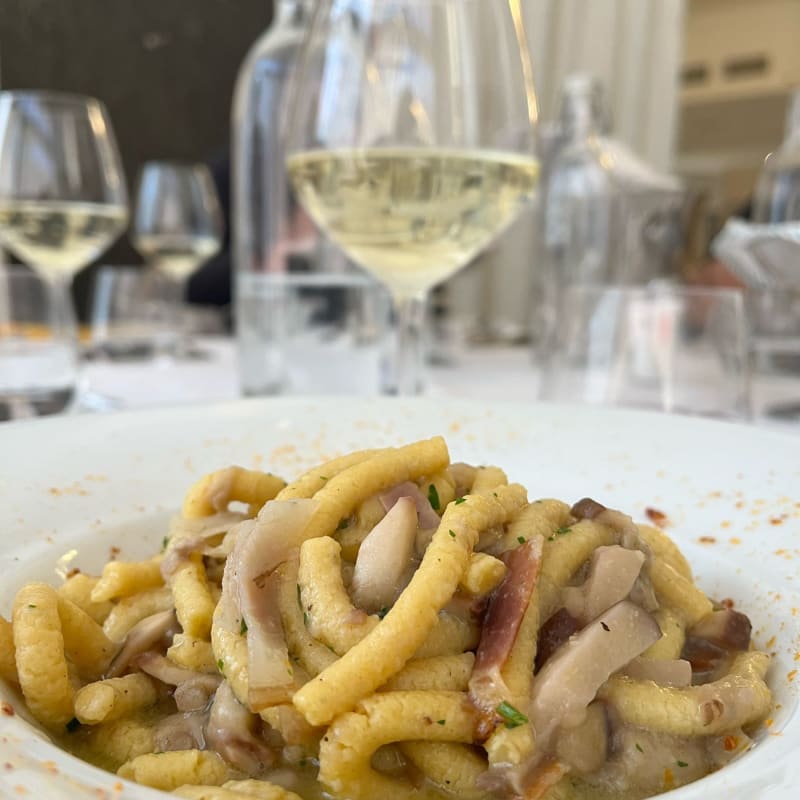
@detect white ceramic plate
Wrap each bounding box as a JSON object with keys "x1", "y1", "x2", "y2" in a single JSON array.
[{"x1": 0, "y1": 398, "x2": 798, "y2": 800}]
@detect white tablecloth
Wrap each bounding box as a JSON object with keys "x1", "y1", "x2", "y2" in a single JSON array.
[{"x1": 81, "y1": 337, "x2": 800, "y2": 434}]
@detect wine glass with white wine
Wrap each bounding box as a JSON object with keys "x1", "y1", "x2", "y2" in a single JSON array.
[
  {"x1": 0, "y1": 92, "x2": 128, "y2": 364},
  {"x1": 131, "y1": 161, "x2": 223, "y2": 357},
  {"x1": 285, "y1": 0, "x2": 539, "y2": 394}
]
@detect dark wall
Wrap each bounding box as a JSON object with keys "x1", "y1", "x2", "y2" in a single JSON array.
[{"x1": 0, "y1": 0, "x2": 273, "y2": 313}]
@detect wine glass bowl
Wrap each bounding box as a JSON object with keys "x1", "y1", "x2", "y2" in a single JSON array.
[
  {"x1": 131, "y1": 161, "x2": 223, "y2": 285},
  {"x1": 0, "y1": 91, "x2": 128, "y2": 282},
  {"x1": 285, "y1": 0, "x2": 539, "y2": 394}
]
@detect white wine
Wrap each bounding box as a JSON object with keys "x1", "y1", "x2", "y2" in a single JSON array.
[
  {"x1": 0, "y1": 200, "x2": 127, "y2": 278},
  {"x1": 134, "y1": 234, "x2": 221, "y2": 282},
  {"x1": 288, "y1": 148, "x2": 539, "y2": 298}
]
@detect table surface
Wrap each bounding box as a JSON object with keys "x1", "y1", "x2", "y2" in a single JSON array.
[{"x1": 79, "y1": 337, "x2": 800, "y2": 435}]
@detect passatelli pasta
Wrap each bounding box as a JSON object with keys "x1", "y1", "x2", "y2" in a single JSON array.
[{"x1": 0, "y1": 437, "x2": 773, "y2": 800}]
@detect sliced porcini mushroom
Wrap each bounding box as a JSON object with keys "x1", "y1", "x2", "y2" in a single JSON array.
[
  {"x1": 690, "y1": 609, "x2": 752, "y2": 652},
  {"x1": 154, "y1": 710, "x2": 207, "y2": 752},
  {"x1": 530, "y1": 600, "x2": 661, "y2": 752},
  {"x1": 622, "y1": 657, "x2": 692, "y2": 687},
  {"x1": 206, "y1": 680, "x2": 276, "y2": 775},
  {"x1": 562, "y1": 546, "x2": 645, "y2": 626},
  {"x1": 570, "y1": 499, "x2": 642, "y2": 551},
  {"x1": 535, "y1": 608, "x2": 582, "y2": 672},
  {"x1": 106, "y1": 609, "x2": 177, "y2": 678},
  {"x1": 161, "y1": 511, "x2": 245, "y2": 578},
  {"x1": 470, "y1": 537, "x2": 543, "y2": 731},
  {"x1": 225, "y1": 498, "x2": 318, "y2": 709},
  {"x1": 555, "y1": 702, "x2": 608, "y2": 775},
  {"x1": 133, "y1": 652, "x2": 222, "y2": 711},
  {"x1": 351, "y1": 496, "x2": 418, "y2": 614},
  {"x1": 380, "y1": 481, "x2": 441, "y2": 529}
]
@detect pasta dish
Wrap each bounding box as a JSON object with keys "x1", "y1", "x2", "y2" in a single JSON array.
[{"x1": 0, "y1": 437, "x2": 773, "y2": 800}]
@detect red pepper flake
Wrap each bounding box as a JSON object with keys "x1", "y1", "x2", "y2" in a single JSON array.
[
  {"x1": 3, "y1": 763, "x2": 12, "y2": 771},
  {"x1": 645, "y1": 507, "x2": 668, "y2": 527},
  {"x1": 723, "y1": 735, "x2": 739, "y2": 751},
  {"x1": 663, "y1": 768, "x2": 675, "y2": 789},
  {"x1": 788, "y1": 670, "x2": 797, "y2": 682},
  {"x1": 729, "y1": 537, "x2": 742, "y2": 545},
  {"x1": 0, "y1": 703, "x2": 14, "y2": 717},
  {"x1": 698, "y1": 536, "x2": 717, "y2": 545},
  {"x1": 770, "y1": 517, "x2": 784, "y2": 526},
  {"x1": 109, "y1": 546, "x2": 121, "y2": 561},
  {"x1": 42, "y1": 761, "x2": 58, "y2": 775},
  {"x1": 764, "y1": 718, "x2": 774, "y2": 728},
  {"x1": 14, "y1": 786, "x2": 28, "y2": 796},
  {"x1": 720, "y1": 598, "x2": 735, "y2": 609},
  {"x1": 65, "y1": 567, "x2": 81, "y2": 579},
  {"x1": 720, "y1": 520, "x2": 731, "y2": 529}
]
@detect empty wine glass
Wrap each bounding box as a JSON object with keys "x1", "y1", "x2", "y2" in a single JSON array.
[
  {"x1": 0, "y1": 91, "x2": 128, "y2": 344},
  {"x1": 285, "y1": 0, "x2": 539, "y2": 394},
  {"x1": 130, "y1": 161, "x2": 223, "y2": 356}
]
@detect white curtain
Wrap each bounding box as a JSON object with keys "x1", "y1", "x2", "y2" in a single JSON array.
[
  {"x1": 447, "y1": 0, "x2": 687, "y2": 341},
  {"x1": 524, "y1": 0, "x2": 687, "y2": 170}
]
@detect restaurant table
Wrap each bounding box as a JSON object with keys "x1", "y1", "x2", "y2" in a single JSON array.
[{"x1": 76, "y1": 337, "x2": 800, "y2": 436}]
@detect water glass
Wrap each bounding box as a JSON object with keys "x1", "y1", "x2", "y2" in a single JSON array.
[
  {"x1": 748, "y1": 288, "x2": 800, "y2": 421},
  {"x1": 237, "y1": 273, "x2": 392, "y2": 396},
  {"x1": 0, "y1": 269, "x2": 78, "y2": 420},
  {"x1": 539, "y1": 285, "x2": 751, "y2": 419},
  {"x1": 88, "y1": 267, "x2": 172, "y2": 361}
]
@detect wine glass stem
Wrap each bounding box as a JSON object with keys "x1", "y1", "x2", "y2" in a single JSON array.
[
  {"x1": 49, "y1": 274, "x2": 78, "y2": 337},
  {"x1": 393, "y1": 292, "x2": 427, "y2": 396}
]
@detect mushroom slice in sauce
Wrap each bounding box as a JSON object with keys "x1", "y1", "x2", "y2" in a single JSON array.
[
  {"x1": 206, "y1": 680, "x2": 276, "y2": 775},
  {"x1": 379, "y1": 481, "x2": 441, "y2": 530},
  {"x1": 133, "y1": 652, "x2": 222, "y2": 711},
  {"x1": 224, "y1": 498, "x2": 318, "y2": 710},
  {"x1": 563, "y1": 546, "x2": 645, "y2": 626},
  {"x1": 690, "y1": 609, "x2": 752, "y2": 652},
  {"x1": 622, "y1": 657, "x2": 693, "y2": 688},
  {"x1": 351, "y1": 496, "x2": 418, "y2": 614},
  {"x1": 555, "y1": 702, "x2": 609, "y2": 775},
  {"x1": 530, "y1": 600, "x2": 661, "y2": 754},
  {"x1": 106, "y1": 609, "x2": 177, "y2": 678}
]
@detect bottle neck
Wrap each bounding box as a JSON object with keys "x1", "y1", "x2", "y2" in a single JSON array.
[
  {"x1": 558, "y1": 76, "x2": 609, "y2": 144},
  {"x1": 274, "y1": 0, "x2": 314, "y2": 27}
]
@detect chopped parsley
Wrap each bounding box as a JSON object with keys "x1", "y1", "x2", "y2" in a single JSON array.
[
  {"x1": 162, "y1": 535, "x2": 170, "y2": 550},
  {"x1": 492, "y1": 492, "x2": 498, "y2": 498},
  {"x1": 677, "y1": 761, "x2": 688, "y2": 768},
  {"x1": 27, "y1": 604, "x2": 36, "y2": 609},
  {"x1": 454, "y1": 498, "x2": 467, "y2": 505},
  {"x1": 448, "y1": 530, "x2": 456, "y2": 539},
  {"x1": 496, "y1": 702, "x2": 528, "y2": 729},
  {"x1": 217, "y1": 659, "x2": 225, "y2": 673},
  {"x1": 428, "y1": 484, "x2": 441, "y2": 511},
  {"x1": 548, "y1": 526, "x2": 573, "y2": 542},
  {"x1": 319, "y1": 475, "x2": 328, "y2": 481},
  {"x1": 517, "y1": 536, "x2": 526, "y2": 544},
  {"x1": 65, "y1": 717, "x2": 80, "y2": 734},
  {"x1": 240, "y1": 617, "x2": 248, "y2": 635},
  {"x1": 378, "y1": 607, "x2": 390, "y2": 619},
  {"x1": 635, "y1": 743, "x2": 644, "y2": 753},
  {"x1": 601, "y1": 622, "x2": 610, "y2": 632},
  {"x1": 296, "y1": 583, "x2": 302, "y2": 607},
  {"x1": 436, "y1": 719, "x2": 446, "y2": 726},
  {"x1": 337, "y1": 518, "x2": 349, "y2": 530}
]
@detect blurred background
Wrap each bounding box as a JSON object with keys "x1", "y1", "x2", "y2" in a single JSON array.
[
  {"x1": 0, "y1": 0, "x2": 271, "y2": 315},
  {"x1": 1, "y1": 0, "x2": 798, "y2": 421},
  {"x1": 2, "y1": 0, "x2": 794, "y2": 315}
]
